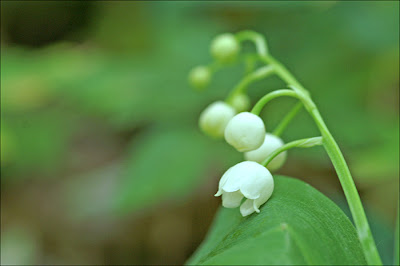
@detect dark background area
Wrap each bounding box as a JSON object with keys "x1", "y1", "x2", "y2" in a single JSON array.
[{"x1": 1, "y1": 1, "x2": 399, "y2": 265}]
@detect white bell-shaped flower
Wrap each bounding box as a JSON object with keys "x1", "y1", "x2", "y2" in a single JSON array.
[
  {"x1": 199, "y1": 101, "x2": 236, "y2": 138},
  {"x1": 224, "y1": 112, "x2": 265, "y2": 152},
  {"x1": 245, "y1": 133, "x2": 287, "y2": 171},
  {"x1": 215, "y1": 161, "x2": 274, "y2": 217}
]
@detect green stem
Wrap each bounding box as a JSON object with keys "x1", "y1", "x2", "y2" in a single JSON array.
[
  {"x1": 273, "y1": 102, "x2": 303, "y2": 137},
  {"x1": 237, "y1": 30, "x2": 382, "y2": 265},
  {"x1": 208, "y1": 53, "x2": 260, "y2": 74},
  {"x1": 395, "y1": 199, "x2": 399, "y2": 266},
  {"x1": 264, "y1": 55, "x2": 382, "y2": 266},
  {"x1": 236, "y1": 30, "x2": 269, "y2": 56},
  {"x1": 207, "y1": 61, "x2": 223, "y2": 73},
  {"x1": 244, "y1": 54, "x2": 260, "y2": 74},
  {"x1": 262, "y1": 137, "x2": 323, "y2": 167},
  {"x1": 251, "y1": 89, "x2": 298, "y2": 115},
  {"x1": 226, "y1": 65, "x2": 274, "y2": 104}
]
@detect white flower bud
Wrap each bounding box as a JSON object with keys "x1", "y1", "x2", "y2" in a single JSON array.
[
  {"x1": 210, "y1": 33, "x2": 240, "y2": 63},
  {"x1": 199, "y1": 101, "x2": 236, "y2": 138},
  {"x1": 215, "y1": 161, "x2": 274, "y2": 217},
  {"x1": 188, "y1": 66, "x2": 211, "y2": 90},
  {"x1": 244, "y1": 133, "x2": 287, "y2": 171},
  {"x1": 224, "y1": 112, "x2": 265, "y2": 152},
  {"x1": 230, "y1": 93, "x2": 250, "y2": 112}
]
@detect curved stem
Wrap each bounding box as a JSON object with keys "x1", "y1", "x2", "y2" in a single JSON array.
[
  {"x1": 244, "y1": 54, "x2": 260, "y2": 74},
  {"x1": 207, "y1": 60, "x2": 223, "y2": 73},
  {"x1": 264, "y1": 55, "x2": 382, "y2": 266},
  {"x1": 273, "y1": 102, "x2": 303, "y2": 137},
  {"x1": 226, "y1": 65, "x2": 274, "y2": 104},
  {"x1": 394, "y1": 199, "x2": 399, "y2": 266},
  {"x1": 262, "y1": 137, "x2": 323, "y2": 167},
  {"x1": 251, "y1": 89, "x2": 299, "y2": 115},
  {"x1": 236, "y1": 30, "x2": 269, "y2": 56},
  {"x1": 236, "y1": 30, "x2": 382, "y2": 265}
]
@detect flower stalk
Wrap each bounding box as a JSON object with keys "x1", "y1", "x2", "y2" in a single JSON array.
[
  {"x1": 236, "y1": 31, "x2": 382, "y2": 265},
  {"x1": 273, "y1": 102, "x2": 303, "y2": 137},
  {"x1": 251, "y1": 89, "x2": 299, "y2": 115},
  {"x1": 262, "y1": 137, "x2": 323, "y2": 167},
  {"x1": 226, "y1": 65, "x2": 274, "y2": 104}
]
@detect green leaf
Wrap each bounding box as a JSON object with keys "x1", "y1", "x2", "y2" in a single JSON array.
[
  {"x1": 114, "y1": 125, "x2": 241, "y2": 214},
  {"x1": 0, "y1": 226, "x2": 39, "y2": 265},
  {"x1": 1, "y1": 111, "x2": 72, "y2": 178},
  {"x1": 187, "y1": 176, "x2": 366, "y2": 265}
]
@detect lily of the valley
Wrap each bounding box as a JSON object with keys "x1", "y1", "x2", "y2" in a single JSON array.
[
  {"x1": 199, "y1": 101, "x2": 236, "y2": 138},
  {"x1": 224, "y1": 112, "x2": 266, "y2": 152},
  {"x1": 245, "y1": 133, "x2": 287, "y2": 171},
  {"x1": 210, "y1": 33, "x2": 240, "y2": 63},
  {"x1": 215, "y1": 161, "x2": 274, "y2": 217}
]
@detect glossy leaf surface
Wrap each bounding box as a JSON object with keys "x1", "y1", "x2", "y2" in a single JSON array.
[{"x1": 188, "y1": 176, "x2": 367, "y2": 265}]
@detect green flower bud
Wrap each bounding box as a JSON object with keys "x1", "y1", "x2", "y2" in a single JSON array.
[
  {"x1": 231, "y1": 94, "x2": 250, "y2": 112},
  {"x1": 188, "y1": 66, "x2": 211, "y2": 90},
  {"x1": 199, "y1": 101, "x2": 236, "y2": 138},
  {"x1": 210, "y1": 33, "x2": 240, "y2": 64}
]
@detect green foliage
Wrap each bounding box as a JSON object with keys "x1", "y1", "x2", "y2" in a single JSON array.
[
  {"x1": 0, "y1": 1, "x2": 398, "y2": 265},
  {"x1": 0, "y1": 226, "x2": 39, "y2": 265},
  {"x1": 395, "y1": 205, "x2": 399, "y2": 266},
  {"x1": 2, "y1": 1, "x2": 398, "y2": 183},
  {"x1": 115, "y1": 125, "x2": 241, "y2": 214},
  {"x1": 1, "y1": 111, "x2": 72, "y2": 178},
  {"x1": 187, "y1": 176, "x2": 366, "y2": 265}
]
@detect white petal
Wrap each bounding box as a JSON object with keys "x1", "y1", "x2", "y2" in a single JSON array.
[
  {"x1": 239, "y1": 162, "x2": 273, "y2": 199},
  {"x1": 244, "y1": 133, "x2": 287, "y2": 171},
  {"x1": 253, "y1": 200, "x2": 260, "y2": 213},
  {"x1": 222, "y1": 191, "x2": 244, "y2": 208},
  {"x1": 240, "y1": 199, "x2": 256, "y2": 216},
  {"x1": 214, "y1": 189, "x2": 223, "y2": 197},
  {"x1": 224, "y1": 112, "x2": 265, "y2": 152},
  {"x1": 217, "y1": 166, "x2": 233, "y2": 188},
  {"x1": 199, "y1": 101, "x2": 236, "y2": 138},
  {"x1": 253, "y1": 181, "x2": 274, "y2": 211},
  {"x1": 219, "y1": 163, "x2": 248, "y2": 192}
]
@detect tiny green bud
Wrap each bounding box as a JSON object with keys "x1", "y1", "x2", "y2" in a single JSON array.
[
  {"x1": 231, "y1": 94, "x2": 250, "y2": 112},
  {"x1": 199, "y1": 101, "x2": 236, "y2": 138},
  {"x1": 188, "y1": 66, "x2": 211, "y2": 90},
  {"x1": 210, "y1": 33, "x2": 240, "y2": 64}
]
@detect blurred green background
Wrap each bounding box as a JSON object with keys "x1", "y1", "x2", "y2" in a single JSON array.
[{"x1": 1, "y1": 1, "x2": 399, "y2": 265}]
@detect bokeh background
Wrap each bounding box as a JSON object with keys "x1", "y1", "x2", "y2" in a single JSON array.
[{"x1": 1, "y1": 1, "x2": 399, "y2": 265}]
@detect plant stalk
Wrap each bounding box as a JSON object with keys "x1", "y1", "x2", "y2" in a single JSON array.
[
  {"x1": 236, "y1": 31, "x2": 381, "y2": 264},
  {"x1": 262, "y1": 136, "x2": 323, "y2": 167},
  {"x1": 273, "y1": 102, "x2": 303, "y2": 137},
  {"x1": 251, "y1": 89, "x2": 298, "y2": 115},
  {"x1": 225, "y1": 65, "x2": 274, "y2": 104},
  {"x1": 262, "y1": 54, "x2": 382, "y2": 266}
]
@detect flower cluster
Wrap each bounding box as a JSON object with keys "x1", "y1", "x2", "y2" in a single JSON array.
[{"x1": 189, "y1": 33, "x2": 288, "y2": 217}]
